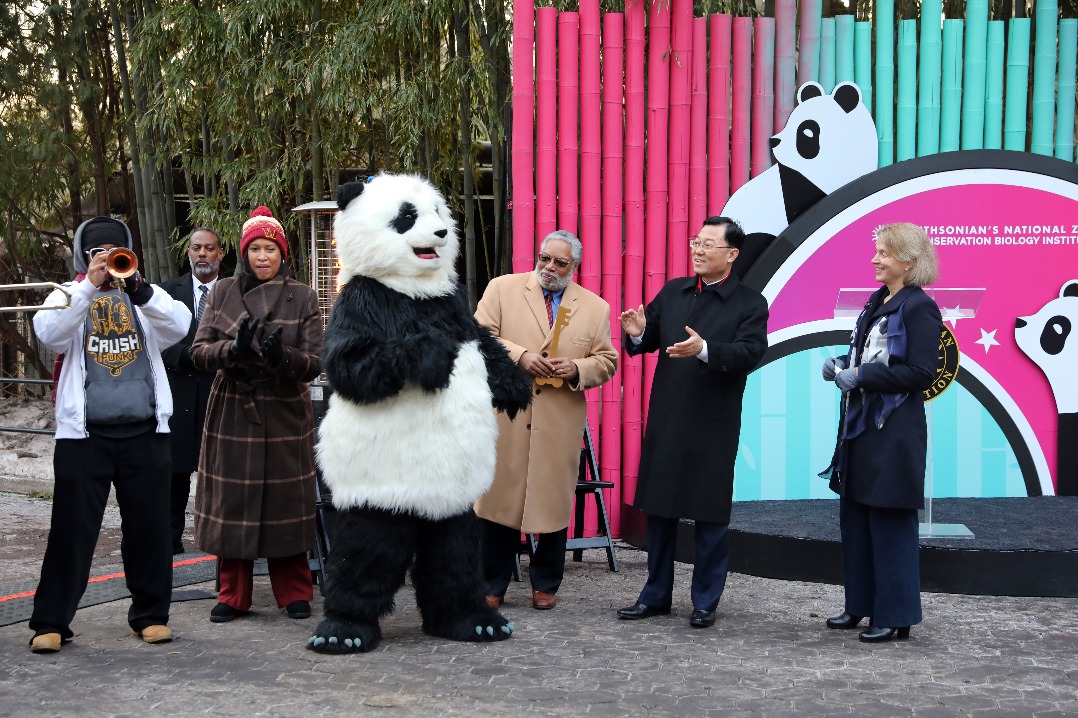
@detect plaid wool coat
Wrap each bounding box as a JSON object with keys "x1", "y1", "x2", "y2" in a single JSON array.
[{"x1": 189, "y1": 274, "x2": 323, "y2": 559}]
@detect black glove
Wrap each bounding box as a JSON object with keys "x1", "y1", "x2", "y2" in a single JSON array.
[
  {"x1": 179, "y1": 347, "x2": 197, "y2": 371},
  {"x1": 228, "y1": 315, "x2": 261, "y2": 363},
  {"x1": 124, "y1": 271, "x2": 154, "y2": 305},
  {"x1": 261, "y1": 326, "x2": 284, "y2": 366}
]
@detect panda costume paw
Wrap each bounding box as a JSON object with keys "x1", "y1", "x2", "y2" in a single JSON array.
[
  {"x1": 306, "y1": 618, "x2": 382, "y2": 654},
  {"x1": 423, "y1": 606, "x2": 514, "y2": 643}
]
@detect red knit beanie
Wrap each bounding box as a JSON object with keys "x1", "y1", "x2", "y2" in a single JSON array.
[{"x1": 240, "y1": 206, "x2": 288, "y2": 257}]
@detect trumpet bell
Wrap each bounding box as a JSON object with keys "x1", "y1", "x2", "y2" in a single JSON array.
[{"x1": 106, "y1": 247, "x2": 138, "y2": 279}]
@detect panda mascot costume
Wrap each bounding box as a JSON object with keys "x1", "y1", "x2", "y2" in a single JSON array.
[{"x1": 308, "y1": 173, "x2": 532, "y2": 654}]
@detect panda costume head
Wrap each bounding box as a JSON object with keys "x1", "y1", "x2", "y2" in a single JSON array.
[{"x1": 334, "y1": 174, "x2": 459, "y2": 298}]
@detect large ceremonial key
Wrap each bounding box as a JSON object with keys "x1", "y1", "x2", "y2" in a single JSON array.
[{"x1": 535, "y1": 305, "x2": 572, "y2": 388}]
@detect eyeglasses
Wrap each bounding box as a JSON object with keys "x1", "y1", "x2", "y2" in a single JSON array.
[
  {"x1": 688, "y1": 239, "x2": 734, "y2": 252},
  {"x1": 537, "y1": 253, "x2": 573, "y2": 269},
  {"x1": 86, "y1": 247, "x2": 108, "y2": 259}
]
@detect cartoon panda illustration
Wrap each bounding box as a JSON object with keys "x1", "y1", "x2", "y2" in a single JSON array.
[
  {"x1": 1015, "y1": 279, "x2": 1078, "y2": 496},
  {"x1": 309, "y1": 173, "x2": 533, "y2": 653},
  {"x1": 721, "y1": 81, "x2": 879, "y2": 241}
]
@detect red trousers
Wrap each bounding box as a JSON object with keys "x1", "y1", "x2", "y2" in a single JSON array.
[{"x1": 217, "y1": 553, "x2": 312, "y2": 610}]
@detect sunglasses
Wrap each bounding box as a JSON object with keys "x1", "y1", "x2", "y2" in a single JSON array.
[{"x1": 537, "y1": 253, "x2": 572, "y2": 269}]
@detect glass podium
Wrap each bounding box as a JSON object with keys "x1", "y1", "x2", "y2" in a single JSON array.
[{"x1": 834, "y1": 288, "x2": 985, "y2": 540}]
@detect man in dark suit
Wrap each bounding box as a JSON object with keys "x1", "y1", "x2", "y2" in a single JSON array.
[
  {"x1": 616, "y1": 217, "x2": 768, "y2": 629},
  {"x1": 160, "y1": 227, "x2": 223, "y2": 554}
]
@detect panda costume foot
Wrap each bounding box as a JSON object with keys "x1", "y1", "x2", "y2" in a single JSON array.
[
  {"x1": 306, "y1": 619, "x2": 382, "y2": 654},
  {"x1": 423, "y1": 605, "x2": 514, "y2": 643}
]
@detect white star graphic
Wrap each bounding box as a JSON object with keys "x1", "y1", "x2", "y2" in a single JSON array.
[
  {"x1": 942, "y1": 306, "x2": 970, "y2": 328},
  {"x1": 975, "y1": 328, "x2": 1000, "y2": 354}
]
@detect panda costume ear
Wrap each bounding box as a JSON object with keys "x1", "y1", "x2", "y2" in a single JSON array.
[
  {"x1": 1061, "y1": 280, "x2": 1078, "y2": 298},
  {"x1": 798, "y1": 82, "x2": 824, "y2": 104},
  {"x1": 832, "y1": 82, "x2": 862, "y2": 114},
  {"x1": 338, "y1": 181, "x2": 366, "y2": 210}
]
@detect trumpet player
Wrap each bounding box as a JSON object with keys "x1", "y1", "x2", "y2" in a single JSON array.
[{"x1": 28, "y1": 216, "x2": 191, "y2": 654}]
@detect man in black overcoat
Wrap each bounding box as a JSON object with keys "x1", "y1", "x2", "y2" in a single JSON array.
[
  {"x1": 617, "y1": 216, "x2": 768, "y2": 628},
  {"x1": 159, "y1": 227, "x2": 223, "y2": 554}
]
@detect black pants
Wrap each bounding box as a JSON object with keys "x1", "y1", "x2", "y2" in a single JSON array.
[
  {"x1": 638, "y1": 514, "x2": 730, "y2": 612},
  {"x1": 169, "y1": 471, "x2": 192, "y2": 551},
  {"x1": 29, "y1": 432, "x2": 173, "y2": 639},
  {"x1": 481, "y1": 519, "x2": 567, "y2": 597}
]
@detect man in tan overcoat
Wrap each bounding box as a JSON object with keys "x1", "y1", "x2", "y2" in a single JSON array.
[{"x1": 474, "y1": 230, "x2": 617, "y2": 610}]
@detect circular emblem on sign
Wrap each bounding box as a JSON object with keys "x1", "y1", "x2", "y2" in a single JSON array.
[{"x1": 924, "y1": 323, "x2": 960, "y2": 402}]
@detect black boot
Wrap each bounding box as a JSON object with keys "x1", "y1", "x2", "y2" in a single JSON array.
[
  {"x1": 858, "y1": 625, "x2": 911, "y2": 642},
  {"x1": 825, "y1": 612, "x2": 864, "y2": 629}
]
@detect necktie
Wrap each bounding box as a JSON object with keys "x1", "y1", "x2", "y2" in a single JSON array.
[
  {"x1": 196, "y1": 285, "x2": 209, "y2": 322},
  {"x1": 544, "y1": 291, "x2": 553, "y2": 327}
]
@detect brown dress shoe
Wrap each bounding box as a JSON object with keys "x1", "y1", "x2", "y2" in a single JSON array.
[
  {"x1": 485, "y1": 594, "x2": 503, "y2": 608},
  {"x1": 135, "y1": 625, "x2": 174, "y2": 644},
  {"x1": 532, "y1": 590, "x2": 556, "y2": 610},
  {"x1": 30, "y1": 633, "x2": 62, "y2": 653}
]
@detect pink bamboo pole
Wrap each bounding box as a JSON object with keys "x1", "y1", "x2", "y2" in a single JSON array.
[
  {"x1": 535, "y1": 8, "x2": 558, "y2": 244},
  {"x1": 642, "y1": 0, "x2": 671, "y2": 425},
  {"x1": 578, "y1": 0, "x2": 602, "y2": 537},
  {"x1": 621, "y1": 0, "x2": 646, "y2": 509},
  {"x1": 751, "y1": 18, "x2": 776, "y2": 178},
  {"x1": 666, "y1": 0, "x2": 692, "y2": 281},
  {"x1": 708, "y1": 14, "x2": 733, "y2": 213},
  {"x1": 774, "y1": 0, "x2": 797, "y2": 131},
  {"x1": 798, "y1": 0, "x2": 823, "y2": 88},
  {"x1": 688, "y1": 18, "x2": 708, "y2": 236},
  {"x1": 600, "y1": 12, "x2": 624, "y2": 536},
  {"x1": 730, "y1": 17, "x2": 753, "y2": 194},
  {"x1": 557, "y1": 13, "x2": 579, "y2": 235},
  {"x1": 511, "y1": 0, "x2": 536, "y2": 273}
]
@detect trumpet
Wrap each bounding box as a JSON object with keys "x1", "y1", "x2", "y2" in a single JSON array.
[
  {"x1": 0, "y1": 283, "x2": 72, "y2": 313},
  {"x1": 105, "y1": 247, "x2": 138, "y2": 290}
]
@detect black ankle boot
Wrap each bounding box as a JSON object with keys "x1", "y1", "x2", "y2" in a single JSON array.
[
  {"x1": 858, "y1": 625, "x2": 911, "y2": 642},
  {"x1": 825, "y1": 612, "x2": 864, "y2": 629}
]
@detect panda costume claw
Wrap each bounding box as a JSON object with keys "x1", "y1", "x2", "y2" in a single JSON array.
[{"x1": 308, "y1": 173, "x2": 532, "y2": 654}]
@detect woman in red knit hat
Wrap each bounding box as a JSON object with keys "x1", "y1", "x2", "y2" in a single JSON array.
[{"x1": 190, "y1": 206, "x2": 324, "y2": 622}]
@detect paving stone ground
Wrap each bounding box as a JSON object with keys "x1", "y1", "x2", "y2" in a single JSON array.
[{"x1": 1, "y1": 538, "x2": 1076, "y2": 718}]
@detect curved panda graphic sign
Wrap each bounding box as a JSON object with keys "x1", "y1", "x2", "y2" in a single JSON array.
[{"x1": 742, "y1": 150, "x2": 1078, "y2": 497}]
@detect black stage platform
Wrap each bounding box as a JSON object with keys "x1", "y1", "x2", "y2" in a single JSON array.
[{"x1": 622, "y1": 497, "x2": 1078, "y2": 598}]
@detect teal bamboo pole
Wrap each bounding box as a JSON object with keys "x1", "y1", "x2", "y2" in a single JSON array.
[
  {"x1": 918, "y1": 0, "x2": 943, "y2": 157},
  {"x1": 1055, "y1": 19, "x2": 1077, "y2": 161},
  {"x1": 1004, "y1": 18, "x2": 1031, "y2": 151},
  {"x1": 898, "y1": 20, "x2": 918, "y2": 161},
  {"x1": 1031, "y1": 0, "x2": 1059, "y2": 156},
  {"x1": 940, "y1": 20, "x2": 964, "y2": 152},
  {"x1": 820, "y1": 18, "x2": 836, "y2": 93},
  {"x1": 984, "y1": 21, "x2": 1005, "y2": 149},
  {"x1": 836, "y1": 15, "x2": 855, "y2": 85},
  {"x1": 876, "y1": 0, "x2": 896, "y2": 167},
  {"x1": 961, "y1": 0, "x2": 988, "y2": 149},
  {"x1": 855, "y1": 22, "x2": 873, "y2": 125}
]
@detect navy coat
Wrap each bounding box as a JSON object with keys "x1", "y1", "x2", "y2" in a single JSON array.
[
  {"x1": 826, "y1": 285, "x2": 943, "y2": 510},
  {"x1": 160, "y1": 272, "x2": 215, "y2": 474},
  {"x1": 627, "y1": 273, "x2": 768, "y2": 524}
]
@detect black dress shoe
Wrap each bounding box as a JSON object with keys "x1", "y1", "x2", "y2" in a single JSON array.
[
  {"x1": 689, "y1": 609, "x2": 716, "y2": 628},
  {"x1": 286, "y1": 600, "x2": 311, "y2": 619},
  {"x1": 617, "y1": 602, "x2": 671, "y2": 620},
  {"x1": 210, "y1": 602, "x2": 250, "y2": 623},
  {"x1": 825, "y1": 612, "x2": 864, "y2": 629},
  {"x1": 858, "y1": 625, "x2": 911, "y2": 642}
]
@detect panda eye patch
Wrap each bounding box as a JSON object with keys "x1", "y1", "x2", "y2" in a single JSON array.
[
  {"x1": 796, "y1": 119, "x2": 821, "y2": 160},
  {"x1": 391, "y1": 202, "x2": 419, "y2": 234},
  {"x1": 1040, "y1": 316, "x2": 1070, "y2": 356}
]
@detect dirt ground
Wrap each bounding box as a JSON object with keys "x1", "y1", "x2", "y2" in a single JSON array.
[{"x1": 0, "y1": 395, "x2": 159, "y2": 586}]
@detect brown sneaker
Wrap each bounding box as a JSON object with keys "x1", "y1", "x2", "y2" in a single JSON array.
[
  {"x1": 135, "y1": 625, "x2": 173, "y2": 644},
  {"x1": 30, "y1": 632, "x2": 62, "y2": 653}
]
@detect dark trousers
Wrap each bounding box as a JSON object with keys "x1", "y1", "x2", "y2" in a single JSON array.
[
  {"x1": 169, "y1": 471, "x2": 191, "y2": 551},
  {"x1": 30, "y1": 432, "x2": 173, "y2": 639},
  {"x1": 638, "y1": 514, "x2": 730, "y2": 612},
  {"x1": 481, "y1": 519, "x2": 567, "y2": 596},
  {"x1": 839, "y1": 497, "x2": 922, "y2": 628}
]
